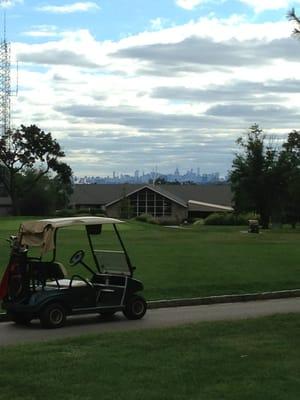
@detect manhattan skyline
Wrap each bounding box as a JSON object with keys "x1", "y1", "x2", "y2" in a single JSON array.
[{"x1": 74, "y1": 166, "x2": 223, "y2": 184}]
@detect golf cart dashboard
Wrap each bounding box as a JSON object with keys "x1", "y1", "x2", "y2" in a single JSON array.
[{"x1": 91, "y1": 273, "x2": 127, "y2": 287}]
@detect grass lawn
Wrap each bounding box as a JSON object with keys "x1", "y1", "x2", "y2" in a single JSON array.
[
  {"x1": 0, "y1": 217, "x2": 300, "y2": 300},
  {"x1": 0, "y1": 313, "x2": 300, "y2": 400}
]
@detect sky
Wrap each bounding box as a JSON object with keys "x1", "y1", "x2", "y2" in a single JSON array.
[{"x1": 3, "y1": 0, "x2": 300, "y2": 177}]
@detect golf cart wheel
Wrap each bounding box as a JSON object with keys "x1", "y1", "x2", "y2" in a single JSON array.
[
  {"x1": 40, "y1": 303, "x2": 66, "y2": 329},
  {"x1": 123, "y1": 295, "x2": 147, "y2": 320},
  {"x1": 8, "y1": 311, "x2": 32, "y2": 325}
]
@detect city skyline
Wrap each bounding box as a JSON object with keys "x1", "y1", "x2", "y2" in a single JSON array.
[
  {"x1": 74, "y1": 166, "x2": 224, "y2": 184},
  {"x1": 4, "y1": 1, "x2": 300, "y2": 176}
]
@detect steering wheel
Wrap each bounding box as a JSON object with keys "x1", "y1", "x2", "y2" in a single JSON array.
[{"x1": 69, "y1": 250, "x2": 85, "y2": 266}]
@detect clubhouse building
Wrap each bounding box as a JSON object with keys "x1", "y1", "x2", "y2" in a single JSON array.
[{"x1": 71, "y1": 184, "x2": 233, "y2": 222}]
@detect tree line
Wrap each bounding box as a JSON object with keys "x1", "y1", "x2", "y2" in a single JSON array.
[{"x1": 230, "y1": 124, "x2": 300, "y2": 229}]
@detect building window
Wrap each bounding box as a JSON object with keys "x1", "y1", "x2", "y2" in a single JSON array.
[{"x1": 129, "y1": 189, "x2": 172, "y2": 217}]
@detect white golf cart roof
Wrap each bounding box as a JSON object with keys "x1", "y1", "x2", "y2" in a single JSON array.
[{"x1": 19, "y1": 216, "x2": 123, "y2": 253}]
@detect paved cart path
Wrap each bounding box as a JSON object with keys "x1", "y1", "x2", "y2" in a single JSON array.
[{"x1": 1, "y1": 297, "x2": 300, "y2": 347}]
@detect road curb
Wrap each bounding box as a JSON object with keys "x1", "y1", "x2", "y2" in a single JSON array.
[
  {"x1": 147, "y1": 289, "x2": 300, "y2": 309},
  {"x1": 1, "y1": 289, "x2": 300, "y2": 322}
]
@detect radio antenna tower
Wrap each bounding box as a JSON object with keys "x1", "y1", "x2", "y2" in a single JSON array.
[{"x1": 0, "y1": 5, "x2": 11, "y2": 137}]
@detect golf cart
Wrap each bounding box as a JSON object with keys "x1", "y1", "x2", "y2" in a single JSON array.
[{"x1": 0, "y1": 217, "x2": 147, "y2": 328}]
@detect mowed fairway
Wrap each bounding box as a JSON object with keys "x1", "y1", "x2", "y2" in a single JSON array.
[
  {"x1": 0, "y1": 314, "x2": 300, "y2": 400},
  {"x1": 0, "y1": 217, "x2": 300, "y2": 300}
]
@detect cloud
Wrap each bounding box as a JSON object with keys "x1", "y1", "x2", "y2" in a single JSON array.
[
  {"x1": 61, "y1": 128, "x2": 236, "y2": 175},
  {"x1": 18, "y1": 48, "x2": 99, "y2": 68},
  {"x1": 16, "y1": 29, "x2": 102, "y2": 68},
  {"x1": 22, "y1": 25, "x2": 60, "y2": 38},
  {"x1": 0, "y1": 0, "x2": 23, "y2": 8},
  {"x1": 37, "y1": 2, "x2": 100, "y2": 14},
  {"x1": 56, "y1": 103, "x2": 242, "y2": 132},
  {"x1": 55, "y1": 101, "x2": 300, "y2": 132},
  {"x1": 151, "y1": 79, "x2": 300, "y2": 103},
  {"x1": 150, "y1": 18, "x2": 168, "y2": 31},
  {"x1": 175, "y1": 0, "x2": 300, "y2": 13},
  {"x1": 113, "y1": 36, "x2": 300, "y2": 76},
  {"x1": 175, "y1": 0, "x2": 204, "y2": 10},
  {"x1": 12, "y1": 15, "x2": 300, "y2": 176},
  {"x1": 239, "y1": 0, "x2": 300, "y2": 13},
  {"x1": 206, "y1": 104, "x2": 300, "y2": 126}
]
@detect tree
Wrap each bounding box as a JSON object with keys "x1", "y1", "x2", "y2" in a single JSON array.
[
  {"x1": 0, "y1": 125, "x2": 72, "y2": 214},
  {"x1": 16, "y1": 169, "x2": 73, "y2": 215},
  {"x1": 278, "y1": 130, "x2": 300, "y2": 227},
  {"x1": 230, "y1": 125, "x2": 300, "y2": 229},
  {"x1": 16, "y1": 171, "x2": 56, "y2": 215},
  {"x1": 287, "y1": 8, "x2": 300, "y2": 36},
  {"x1": 230, "y1": 124, "x2": 280, "y2": 229},
  {"x1": 154, "y1": 176, "x2": 168, "y2": 185}
]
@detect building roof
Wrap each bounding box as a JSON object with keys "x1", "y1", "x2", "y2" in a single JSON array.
[
  {"x1": 71, "y1": 184, "x2": 143, "y2": 205},
  {"x1": 163, "y1": 184, "x2": 232, "y2": 207},
  {"x1": 71, "y1": 183, "x2": 233, "y2": 211},
  {"x1": 188, "y1": 200, "x2": 233, "y2": 212},
  {"x1": 105, "y1": 185, "x2": 188, "y2": 208}
]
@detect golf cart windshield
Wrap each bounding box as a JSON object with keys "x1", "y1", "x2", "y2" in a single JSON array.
[{"x1": 94, "y1": 250, "x2": 130, "y2": 275}]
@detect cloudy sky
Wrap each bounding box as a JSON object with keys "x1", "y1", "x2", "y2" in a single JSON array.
[{"x1": 4, "y1": 0, "x2": 300, "y2": 177}]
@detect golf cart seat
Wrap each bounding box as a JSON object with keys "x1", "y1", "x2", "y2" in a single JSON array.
[
  {"x1": 41, "y1": 263, "x2": 87, "y2": 288},
  {"x1": 30, "y1": 261, "x2": 67, "y2": 285},
  {"x1": 30, "y1": 261, "x2": 86, "y2": 288},
  {"x1": 47, "y1": 278, "x2": 87, "y2": 288}
]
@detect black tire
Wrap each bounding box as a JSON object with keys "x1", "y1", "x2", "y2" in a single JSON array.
[
  {"x1": 123, "y1": 295, "x2": 147, "y2": 320},
  {"x1": 40, "y1": 303, "x2": 66, "y2": 329},
  {"x1": 8, "y1": 311, "x2": 32, "y2": 325}
]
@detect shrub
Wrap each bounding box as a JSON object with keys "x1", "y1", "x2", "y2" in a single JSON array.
[
  {"x1": 204, "y1": 212, "x2": 258, "y2": 226},
  {"x1": 89, "y1": 208, "x2": 105, "y2": 216},
  {"x1": 204, "y1": 213, "x2": 225, "y2": 225},
  {"x1": 155, "y1": 218, "x2": 180, "y2": 226},
  {"x1": 75, "y1": 208, "x2": 92, "y2": 215},
  {"x1": 135, "y1": 213, "x2": 157, "y2": 224},
  {"x1": 193, "y1": 219, "x2": 204, "y2": 225},
  {"x1": 55, "y1": 208, "x2": 107, "y2": 218},
  {"x1": 55, "y1": 209, "x2": 76, "y2": 217},
  {"x1": 72, "y1": 208, "x2": 105, "y2": 216}
]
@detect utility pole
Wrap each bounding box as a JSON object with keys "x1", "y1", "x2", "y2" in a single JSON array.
[
  {"x1": 0, "y1": 6, "x2": 11, "y2": 137},
  {"x1": 0, "y1": 1, "x2": 16, "y2": 194}
]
